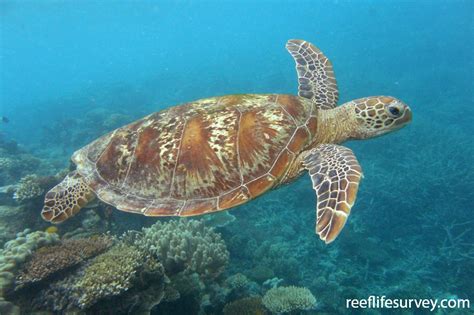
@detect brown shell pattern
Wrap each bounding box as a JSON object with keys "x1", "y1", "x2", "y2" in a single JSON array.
[{"x1": 72, "y1": 94, "x2": 316, "y2": 216}]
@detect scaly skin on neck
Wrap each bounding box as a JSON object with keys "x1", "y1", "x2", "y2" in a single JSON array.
[
  {"x1": 311, "y1": 102, "x2": 359, "y2": 145},
  {"x1": 280, "y1": 102, "x2": 359, "y2": 185},
  {"x1": 282, "y1": 95, "x2": 411, "y2": 185}
]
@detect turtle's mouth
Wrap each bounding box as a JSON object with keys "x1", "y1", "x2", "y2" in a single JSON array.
[
  {"x1": 398, "y1": 107, "x2": 412, "y2": 126},
  {"x1": 390, "y1": 107, "x2": 412, "y2": 133}
]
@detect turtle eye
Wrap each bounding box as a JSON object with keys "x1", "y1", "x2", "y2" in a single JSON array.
[{"x1": 387, "y1": 105, "x2": 402, "y2": 117}]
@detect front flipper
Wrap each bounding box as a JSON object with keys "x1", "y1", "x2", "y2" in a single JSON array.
[
  {"x1": 303, "y1": 144, "x2": 363, "y2": 244},
  {"x1": 41, "y1": 171, "x2": 95, "y2": 223},
  {"x1": 286, "y1": 39, "x2": 339, "y2": 110}
]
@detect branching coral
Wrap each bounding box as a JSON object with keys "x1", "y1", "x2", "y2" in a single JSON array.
[
  {"x1": 13, "y1": 175, "x2": 44, "y2": 202},
  {"x1": 120, "y1": 258, "x2": 167, "y2": 314},
  {"x1": 75, "y1": 243, "x2": 147, "y2": 308},
  {"x1": 226, "y1": 273, "x2": 250, "y2": 290},
  {"x1": 15, "y1": 236, "x2": 112, "y2": 288},
  {"x1": 31, "y1": 249, "x2": 165, "y2": 313},
  {"x1": 135, "y1": 219, "x2": 229, "y2": 278},
  {"x1": 5, "y1": 220, "x2": 230, "y2": 313},
  {"x1": 262, "y1": 286, "x2": 316, "y2": 314}
]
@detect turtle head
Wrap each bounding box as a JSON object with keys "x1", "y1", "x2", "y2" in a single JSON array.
[
  {"x1": 351, "y1": 96, "x2": 412, "y2": 139},
  {"x1": 41, "y1": 171, "x2": 95, "y2": 224}
]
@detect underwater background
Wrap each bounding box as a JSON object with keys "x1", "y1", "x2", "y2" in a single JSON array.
[{"x1": 0, "y1": 0, "x2": 473, "y2": 314}]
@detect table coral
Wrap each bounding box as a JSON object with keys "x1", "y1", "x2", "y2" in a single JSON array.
[
  {"x1": 262, "y1": 286, "x2": 317, "y2": 314},
  {"x1": 15, "y1": 235, "x2": 112, "y2": 288},
  {"x1": 136, "y1": 219, "x2": 229, "y2": 279}
]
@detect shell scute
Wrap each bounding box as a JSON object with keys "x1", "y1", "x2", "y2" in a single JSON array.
[
  {"x1": 217, "y1": 187, "x2": 251, "y2": 210},
  {"x1": 269, "y1": 149, "x2": 294, "y2": 178},
  {"x1": 237, "y1": 106, "x2": 293, "y2": 183},
  {"x1": 144, "y1": 200, "x2": 184, "y2": 216},
  {"x1": 171, "y1": 110, "x2": 241, "y2": 199},
  {"x1": 276, "y1": 94, "x2": 308, "y2": 123},
  {"x1": 246, "y1": 175, "x2": 275, "y2": 198},
  {"x1": 74, "y1": 94, "x2": 313, "y2": 216},
  {"x1": 95, "y1": 128, "x2": 138, "y2": 186},
  {"x1": 287, "y1": 126, "x2": 310, "y2": 153},
  {"x1": 180, "y1": 198, "x2": 218, "y2": 216}
]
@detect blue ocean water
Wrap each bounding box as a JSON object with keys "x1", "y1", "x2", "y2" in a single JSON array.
[{"x1": 0, "y1": 0, "x2": 473, "y2": 314}]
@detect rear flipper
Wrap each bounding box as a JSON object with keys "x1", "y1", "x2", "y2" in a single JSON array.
[
  {"x1": 41, "y1": 171, "x2": 95, "y2": 223},
  {"x1": 303, "y1": 144, "x2": 363, "y2": 244}
]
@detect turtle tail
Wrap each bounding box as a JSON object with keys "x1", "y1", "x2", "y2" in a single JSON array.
[{"x1": 41, "y1": 171, "x2": 95, "y2": 223}]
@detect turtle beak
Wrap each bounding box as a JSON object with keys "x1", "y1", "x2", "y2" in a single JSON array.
[{"x1": 399, "y1": 106, "x2": 412, "y2": 126}]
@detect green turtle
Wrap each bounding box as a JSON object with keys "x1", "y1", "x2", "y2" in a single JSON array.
[{"x1": 41, "y1": 39, "x2": 412, "y2": 243}]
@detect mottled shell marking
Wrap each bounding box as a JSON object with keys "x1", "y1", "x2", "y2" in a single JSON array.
[{"x1": 72, "y1": 94, "x2": 315, "y2": 216}]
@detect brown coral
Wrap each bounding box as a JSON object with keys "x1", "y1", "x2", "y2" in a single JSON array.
[
  {"x1": 15, "y1": 236, "x2": 112, "y2": 288},
  {"x1": 75, "y1": 243, "x2": 166, "y2": 311},
  {"x1": 75, "y1": 244, "x2": 143, "y2": 308},
  {"x1": 223, "y1": 296, "x2": 267, "y2": 315}
]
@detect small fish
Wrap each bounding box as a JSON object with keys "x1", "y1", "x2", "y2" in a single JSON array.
[{"x1": 1, "y1": 116, "x2": 9, "y2": 123}]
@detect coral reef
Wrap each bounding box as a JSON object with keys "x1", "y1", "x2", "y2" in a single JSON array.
[
  {"x1": 224, "y1": 273, "x2": 261, "y2": 303},
  {"x1": 226, "y1": 273, "x2": 250, "y2": 291},
  {"x1": 247, "y1": 265, "x2": 275, "y2": 284},
  {"x1": 121, "y1": 258, "x2": 168, "y2": 314},
  {"x1": 26, "y1": 242, "x2": 167, "y2": 313},
  {"x1": 0, "y1": 298, "x2": 20, "y2": 315},
  {"x1": 223, "y1": 296, "x2": 268, "y2": 315},
  {"x1": 12, "y1": 175, "x2": 44, "y2": 203},
  {"x1": 0, "y1": 230, "x2": 59, "y2": 295},
  {"x1": 13, "y1": 171, "x2": 67, "y2": 205},
  {"x1": 29, "y1": 264, "x2": 85, "y2": 313},
  {"x1": 0, "y1": 154, "x2": 42, "y2": 186},
  {"x1": 133, "y1": 219, "x2": 231, "y2": 314},
  {"x1": 262, "y1": 286, "x2": 317, "y2": 314},
  {"x1": 263, "y1": 278, "x2": 284, "y2": 290},
  {"x1": 2, "y1": 122, "x2": 471, "y2": 314},
  {"x1": 0, "y1": 205, "x2": 31, "y2": 247},
  {"x1": 2, "y1": 219, "x2": 231, "y2": 314},
  {"x1": 62, "y1": 209, "x2": 108, "y2": 239},
  {"x1": 1, "y1": 5, "x2": 473, "y2": 312},
  {"x1": 74, "y1": 243, "x2": 144, "y2": 308},
  {"x1": 136, "y1": 219, "x2": 229, "y2": 278},
  {"x1": 0, "y1": 135, "x2": 46, "y2": 187},
  {"x1": 0, "y1": 172, "x2": 64, "y2": 246},
  {"x1": 15, "y1": 236, "x2": 112, "y2": 289}
]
